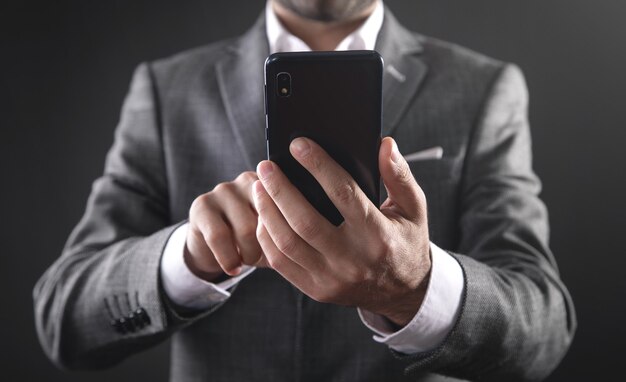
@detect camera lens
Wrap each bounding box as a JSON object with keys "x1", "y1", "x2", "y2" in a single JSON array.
[{"x1": 276, "y1": 72, "x2": 291, "y2": 97}]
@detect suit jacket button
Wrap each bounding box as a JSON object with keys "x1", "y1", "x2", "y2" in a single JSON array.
[
  {"x1": 127, "y1": 311, "x2": 143, "y2": 330},
  {"x1": 119, "y1": 316, "x2": 134, "y2": 333},
  {"x1": 135, "y1": 307, "x2": 151, "y2": 326},
  {"x1": 127, "y1": 314, "x2": 139, "y2": 332},
  {"x1": 111, "y1": 318, "x2": 126, "y2": 334}
]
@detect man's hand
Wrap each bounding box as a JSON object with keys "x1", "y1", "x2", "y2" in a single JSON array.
[
  {"x1": 253, "y1": 137, "x2": 432, "y2": 326},
  {"x1": 186, "y1": 171, "x2": 268, "y2": 281}
]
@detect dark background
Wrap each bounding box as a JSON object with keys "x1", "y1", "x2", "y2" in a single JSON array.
[{"x1": 2, "y1": 0, "x2": 624, "y2": 380}]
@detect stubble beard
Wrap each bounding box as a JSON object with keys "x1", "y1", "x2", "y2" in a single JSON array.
[{"x1": 273, "y1": 0, "x2": 377, "y2": 22}]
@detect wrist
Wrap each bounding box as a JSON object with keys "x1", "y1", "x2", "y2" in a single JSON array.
[
  {"x1": 382, "y1": 268, "x2": 431, "y2": 327},
  {"x1": 379, "y1": 245, "x2": 432, "y2": 327}
]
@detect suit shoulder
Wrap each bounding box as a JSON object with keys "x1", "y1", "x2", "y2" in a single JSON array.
[
  {"x1": 410, "y1": 33, "x2": 525, "y2": 111},
  {"x1": 419, "y1": 34, "x2": 507, "y2": 83},
  {"x1": 423, "y1": 36, "x2": 528, "y2": 99},
  {"x1": 147, "y1": 38, "x2": 234, "y2": 89}
]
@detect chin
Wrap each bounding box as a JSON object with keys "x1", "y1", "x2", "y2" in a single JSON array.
[{"x1": 277, "y1": 0, "x2": 376, "y2": 22}]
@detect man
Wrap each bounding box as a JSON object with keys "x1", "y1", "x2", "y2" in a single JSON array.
[{"x1": 34, "y1": 0, "x2": 576, "y2": 381}]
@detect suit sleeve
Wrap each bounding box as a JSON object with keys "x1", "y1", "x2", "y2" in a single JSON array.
[
  {"x1": 33, "y1": 63, "x2": 215, "y2": 370},
  {"x1": 397, "y1": 65, "x2": 577, "y2": 381}
]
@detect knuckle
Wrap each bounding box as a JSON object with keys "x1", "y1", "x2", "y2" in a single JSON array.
[
  {"x1": 266, "y1": 252, "x2": 284, "y2": 269},
  {"x1": 333, "y1": 182, "x2": 357, "y2": 205},
  {"x1": 188, "y1": 221, "x2": 205, "y2": 241},
  {"x1": 190, "y1": 193, "x2": 211, "y2": 215},
  {"x1": 300, "y1": 151, "x2": 321, "y2": 172},
  {"x1": 309, "y1": 155, "x2": 321, "y2": 170},
  {"x1": 275, "y1": 233, "x2": 299, "y2": 255},
  {"x1": 237, "y1": 171, "x2": 257, "y2": 183},
  {"x1": 362, "y1": 202, "x2": 377, "y2": 226},
  {"x1": 292, "y1": 218, "x2": 321, "y2": 241},
  {"x1": 265, "y1": 182, "x2": 281, "y2": 199},
  {"x1": 205, "y1": 226, "x2": 229, "y2": 246},
  {"x1": 213, "y1": 182, "x2": 234, "y2": 195},
  {"x1": 254, "y1": 197, "x2": 271, "y2": 215}
]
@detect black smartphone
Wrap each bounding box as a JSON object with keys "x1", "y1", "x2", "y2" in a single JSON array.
[{"x1": 264, "y1": 50, "x2": 383, "y2": 226}]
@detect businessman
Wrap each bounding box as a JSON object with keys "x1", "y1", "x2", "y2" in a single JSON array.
[{"x1": 34, "y1": 0, "x2": 576, "y2": 381}]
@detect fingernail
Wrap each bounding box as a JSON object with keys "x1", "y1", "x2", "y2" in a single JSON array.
[
  {"x1": 391, "y1": 140, "x2": 402, "y2": 163},
  {"x1": 290, "y1": 138, "x2": 311, "y2": 158},
  {"x1": 257, "y1": 161, "x2": 273, "y2": 179}
]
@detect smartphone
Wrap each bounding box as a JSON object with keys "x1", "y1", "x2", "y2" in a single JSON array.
[{"x1": 264, "y1": 50, "x2": 383, "y2": 226}]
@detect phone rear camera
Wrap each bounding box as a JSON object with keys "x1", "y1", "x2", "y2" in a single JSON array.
[{"x1": 276, "y1": 72, "x2": 291, "y2": 97}]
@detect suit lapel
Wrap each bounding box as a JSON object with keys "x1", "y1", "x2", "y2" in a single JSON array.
[
  {"x1": 216, "y1": 9, "x2": 428, "y2": 169},
  {"x1": 375, "y1": 8, "x2": 428, "y2": 137},
  {"x1": 216, "y1": 15, "x2": 269, "y2": 170}
]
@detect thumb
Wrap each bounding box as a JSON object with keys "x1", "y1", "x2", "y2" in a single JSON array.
[{"x1": 379, "y1": 137, "x2": 426, "y2": 221}]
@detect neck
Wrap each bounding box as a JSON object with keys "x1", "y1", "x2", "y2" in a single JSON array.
[{"x1": 272, "y1": 1, "x2": 377, "y2": 51}]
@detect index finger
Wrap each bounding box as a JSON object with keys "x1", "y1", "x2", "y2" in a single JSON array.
[
  {"x1": 256, "y1": 160, "x2": 337, "y2": 253},
  {"x1": 289, "y1": 137, "x2": 380, "y2": 225}
]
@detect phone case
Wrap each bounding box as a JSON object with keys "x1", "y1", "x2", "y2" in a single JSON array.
[{"x1": 264, "y1": 50, "x2": 383, "y2": 225}]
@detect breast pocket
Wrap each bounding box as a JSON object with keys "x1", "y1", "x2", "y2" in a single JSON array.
[
  {"x1": 380, "y1": 157, "x2": 457, "y2": 201},
  {"x1": 406, "y1": 157, "x2": 460, "y2": 246},
  {"x1": 407, "y1": 157, "x2": 457, "y2": 184}
]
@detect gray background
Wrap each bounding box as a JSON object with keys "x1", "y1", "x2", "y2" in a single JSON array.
[{"x1": 1, "y1": 0, "x2": 624, "y2": 380}]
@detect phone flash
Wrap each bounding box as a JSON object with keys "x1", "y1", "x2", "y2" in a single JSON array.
[{"x1": 281, "y1": 88, "x2": 288, "y2": 94}]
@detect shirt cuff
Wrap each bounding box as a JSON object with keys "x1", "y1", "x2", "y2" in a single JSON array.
[
  {"x1": 358, "y1": 242, "x2": 464, "y2": 354},
  {"x1": 160, "y1": 222, "x2": 256, "y2": 310}
]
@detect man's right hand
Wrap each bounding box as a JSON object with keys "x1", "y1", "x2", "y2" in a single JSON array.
[{"x1": 185, "y1": 171, "x2": 267, "y2": 281}]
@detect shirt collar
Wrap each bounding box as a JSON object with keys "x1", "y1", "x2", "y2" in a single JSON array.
[{"x1": 265, "y1": 0, "x2": 384, "y2": 54}]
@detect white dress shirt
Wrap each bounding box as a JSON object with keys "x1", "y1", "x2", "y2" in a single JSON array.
[{"x1": 160, "y1": 0, "x2": 465, "y2": 354}]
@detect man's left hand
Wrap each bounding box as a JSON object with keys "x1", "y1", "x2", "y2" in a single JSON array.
[{"x1": 253, "y1": 136, "x2": 431, "y2": 327}]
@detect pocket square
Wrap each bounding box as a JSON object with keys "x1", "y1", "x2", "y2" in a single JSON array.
[{"x1": 403, "y1": 146, "x2": 444, "y2": 162}]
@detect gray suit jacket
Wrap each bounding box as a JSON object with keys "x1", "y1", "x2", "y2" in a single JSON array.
[{"x1": 34, "y1": 8, "x2": 576, "y2": 382}]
